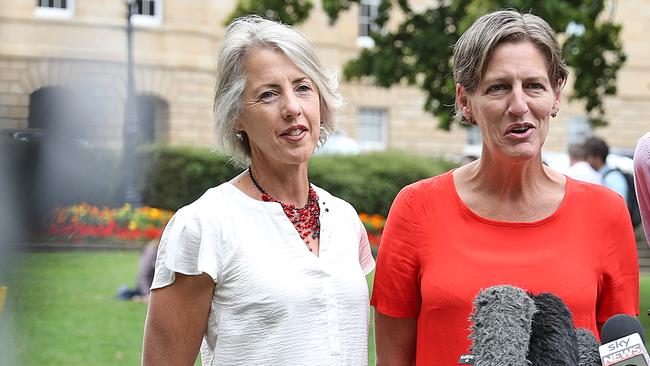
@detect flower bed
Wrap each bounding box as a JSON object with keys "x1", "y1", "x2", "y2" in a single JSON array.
[
  {"x1": 44, "y1": 203, "x2": 386, "y2": 250},
  {"x1": 359, "y1": 212, "x2": 385, "y2": 249},
  {"x1": 45, "y1": 203, "x2": 174, "y2": 244}
]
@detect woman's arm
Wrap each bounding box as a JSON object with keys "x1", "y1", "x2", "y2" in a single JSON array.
[
  {"x1": 142, "y1": 273, "x2": 214, "y2": 366},
  {"x1": 374, "y1": 311, "x2": 418, "y2": 366}
]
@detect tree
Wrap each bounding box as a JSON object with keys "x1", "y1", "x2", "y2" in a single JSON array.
[
  {"x1": 229, "y1": 0, "x2": 625, "y2": 130},
  {"x1": 226, "y1": 0, "x2": 314, "y2": 26}
]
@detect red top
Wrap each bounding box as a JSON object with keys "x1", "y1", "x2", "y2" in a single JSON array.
[{"x1": 371, "y1": 171, "x2": 639, "y2": 365}]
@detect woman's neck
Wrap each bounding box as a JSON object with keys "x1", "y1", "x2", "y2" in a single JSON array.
[
  {"x1": 248, "y1": 160, "x2": 310, "y2": 207},
  {"x1": 466, "y1": 156, "x2": 554, "y2": 199},
  {"x1": 453, "y1": 156, "x2": 566, "y2": 222}
]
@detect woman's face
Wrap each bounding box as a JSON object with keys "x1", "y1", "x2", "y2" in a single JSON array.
[
  {"x1": 457, "y1": 41, "x2": 561, "y2": 162},
  {"x1": 238, "y1": 48, "x2": 321, "y2": 167}
]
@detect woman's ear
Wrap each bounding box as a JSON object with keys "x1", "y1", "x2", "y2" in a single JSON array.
[
  {"x1": 456, "y1": 83, "x2": 474, "y2": 123},
  {"x1": 235, "y1": 119, "x2": 245, "y2": 133}
]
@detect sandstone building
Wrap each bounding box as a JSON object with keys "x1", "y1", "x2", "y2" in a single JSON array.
[{"x1": 0, "y1": 0, "x2": 648, "y2": 158}]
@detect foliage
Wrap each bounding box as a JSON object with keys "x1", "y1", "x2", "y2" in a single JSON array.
[
  {"x1": 309, "y1": 151, "x2": 455, "y2": 216},
  {"x1": 137, "y1": 145, "x2": 241, "y2": 210},
  {"x1": 137, "y1": 145, "x2": 454, "y2": 215},
  {"x1": 230, "y1": 0, "x2": 625, "y2": 129},
  {"x1": 45, "y1": 203, "x2": 173, "y2": 243},
  {"x1": 226, "y1": 0, "x2": 314, "y2": 25}
]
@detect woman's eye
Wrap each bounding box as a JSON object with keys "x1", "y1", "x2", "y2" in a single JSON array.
[
  {"x1": 259, "y1": 91, "x2": 276, "y2": 101},
  {"x1": 487, "y1": 84, "x2": 507, "y2": 93},
  {"x1": 296, "y1": 84, "x2": 312, "y2": 93}
]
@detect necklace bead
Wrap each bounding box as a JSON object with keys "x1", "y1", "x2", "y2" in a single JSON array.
[{"x1": 248, "y1": 167, "x2": 321, "y2": 251}]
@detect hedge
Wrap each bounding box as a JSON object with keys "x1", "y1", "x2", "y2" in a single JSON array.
[
  {"x1": 138, "y1": 145, "x2": 456, "y2": 216},
  {"x1": 137, "y1": 145, "x2": 240, "y2": 210}
]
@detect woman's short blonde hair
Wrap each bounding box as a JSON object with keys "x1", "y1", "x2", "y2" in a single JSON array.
[
  {"x1": 452, "y1": 10, "x2": 568, "y2": 124},
  {"x1": 213, "y1": 16, "x2": 342, "y2": 166}
]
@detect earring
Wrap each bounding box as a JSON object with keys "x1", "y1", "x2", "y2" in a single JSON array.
[
  {"x1": 235, "y1": 131, "x2": 244, "y2": 141},
  {"x1": 551, "y1": 111, "x2": 558, "y2": 118}
]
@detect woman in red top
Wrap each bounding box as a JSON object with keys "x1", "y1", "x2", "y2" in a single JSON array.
[{"x1": 371, "y1": 9, "x2": 640, "y2": 365}]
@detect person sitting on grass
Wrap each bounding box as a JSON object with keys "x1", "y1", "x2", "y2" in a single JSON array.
[{"x1": 116, "y1": 239, "x2": 158, "y2": 303}]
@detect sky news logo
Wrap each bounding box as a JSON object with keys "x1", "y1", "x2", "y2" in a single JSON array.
[{"x1": 599, "y1": 333, "x2": 650, "y2": 366}]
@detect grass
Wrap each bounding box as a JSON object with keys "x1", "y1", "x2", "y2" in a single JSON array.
[
  {"x1": 1, "y1": 252, "x2": 648, "y2": 365},
  {"x1": 5, "y1": 251, "x2": 147, "y2": 366}
]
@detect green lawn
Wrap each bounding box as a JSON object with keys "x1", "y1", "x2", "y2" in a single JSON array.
[
  {"x1": 6, "y1": 251, "x2": 148, "y2": 366},
  {"x1": 2, "y1": 252, "x2": 648, "y2": 365}
]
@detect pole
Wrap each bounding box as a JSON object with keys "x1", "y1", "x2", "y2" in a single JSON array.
[{"x1": 123, "y1": 0, "x2": 141, "y2": 206}]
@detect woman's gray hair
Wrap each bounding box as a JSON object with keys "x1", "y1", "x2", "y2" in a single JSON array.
[
  {"x1": 213, "y1": 16, "x2": 342, "y2": 166},
  {"x1": 452, "y1": 10, "x2": 568, "y2": 124}
]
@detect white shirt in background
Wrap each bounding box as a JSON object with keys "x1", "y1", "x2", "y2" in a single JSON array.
[{"x1": 565, "y1": 161, "x2": 603, "y2": 185}]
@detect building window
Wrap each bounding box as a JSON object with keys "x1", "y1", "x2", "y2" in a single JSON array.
[
  {"x1": 130, "y1": 0, "x2": 163, "y2": 27},
  {"x1": 136, "y1": 0, "x2": 156, "y2": 16},
  {"x1": 566, "y1": 116, "x2": 592, "y2": 145},
  {"x1": 357, "y1": 0, "x2": 380, "y2": 48},
  {"x1": 34, "y1": 0, "x2": 74, "y2": 18},
  {"x1": 357, "y1": 108, "x2": 388, "y2": 150}
]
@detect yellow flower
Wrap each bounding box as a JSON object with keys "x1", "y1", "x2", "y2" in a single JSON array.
[
  {"x1": 128, "y1": 221, "x2": 138, "y2": 231},
  {"x1": 148, "y1": 208, "x2": 162, "y2": 219}
]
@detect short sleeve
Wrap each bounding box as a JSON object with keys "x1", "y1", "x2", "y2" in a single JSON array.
[
  {"x1": 357, "y1": 217, "x2": 375, "y2": 275},
  {"x1": 151, "y1": 206, "x2": 221, "y2": 290},
  {"x1": 370, "y1": 187, "x2": 421, "y2": 318},
  {"x1": 596, "y1": 201, "x2": 640, "y2": 331}
]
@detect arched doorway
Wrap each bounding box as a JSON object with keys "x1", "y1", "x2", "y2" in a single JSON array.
[
  {"x1": 135, "y1": 94, "x2": 169, "y2": 144},
  {"x1": 28, "y1": 86, "x2": 77, "y2": 134}
]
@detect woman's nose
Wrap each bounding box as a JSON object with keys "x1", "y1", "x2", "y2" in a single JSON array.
[
  {"x1": 281, "y1": 93, "x2": 302, "y2": 119},
  {"x1": 507, "y1": 87, "x2": 529, "y2": 116}
]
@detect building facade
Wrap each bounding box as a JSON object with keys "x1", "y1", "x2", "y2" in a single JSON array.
[{"x1": 0, "y1": 0, "x2": 648, "y2": 157}]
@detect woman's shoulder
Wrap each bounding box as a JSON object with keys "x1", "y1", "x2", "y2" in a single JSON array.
[
  {"x1": 566, "y1": 177, "x2": 627, "y2": 210},
  {"x1": 398, "y1": 170, "x2": 454, "y2": 200},
  {"x1": 311, "y1": 184, "x2": 357, "y2": 215},
  {"x1": 173, "y1": 182, "x2": 238, "y2": 218}
]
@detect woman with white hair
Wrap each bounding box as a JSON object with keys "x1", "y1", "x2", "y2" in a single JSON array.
[{"x1": 142, "y1": 16, "x2": 374, "y2": 366}]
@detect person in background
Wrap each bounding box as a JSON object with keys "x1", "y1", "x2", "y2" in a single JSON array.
[
  {"x1": 584, "y1": 136, "x2": 628, "y2": 198},
  {"x1": 141, "y1": 16, "x2": 374, "y2": 366},
  {"x1": 116, "y1": 239, "x2": 158, "y2": 303},
  {"x1": 370, "y1": 10, "x2": 639, "y2": 365},
  {"x1": 634, "y1": 132, "x2": 650, "y2": 243},
  {"x1": 564, "y1": 143, "x2": 602, "y2": 184}
]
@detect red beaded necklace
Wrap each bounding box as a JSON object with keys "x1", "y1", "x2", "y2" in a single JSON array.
[{"x1": 248, "y1": 167, "x2": 321, "y2": 251}]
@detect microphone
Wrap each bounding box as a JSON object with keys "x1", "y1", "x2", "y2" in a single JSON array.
[
  {"x1": 468, "y1": 285, "x2": 536, "y2": 366},
  {"x1": 576, "y1": 328, "x2": 601, "y2": 366},
  {"x1": 599, "y1": 314, "x2": 650, "y2": 366},
  {"x1": 527, "y1": 292, "x2": 579, "y2": 365}
]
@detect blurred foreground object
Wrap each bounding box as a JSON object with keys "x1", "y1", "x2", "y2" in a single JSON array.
[
  {"x1": 634, "y1": 132, "x2": 650, "y2": 244},
  {"x1": 0, "y1": 286, "x2": 6, "y2": 314}
]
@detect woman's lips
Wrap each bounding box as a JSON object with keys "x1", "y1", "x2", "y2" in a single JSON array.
[
  {"x1": 280, "y1": 126, "x2": 307, "y2": 141},
  {"x1": 504, "y1": 123, "x2": 535, "y2": 139}
]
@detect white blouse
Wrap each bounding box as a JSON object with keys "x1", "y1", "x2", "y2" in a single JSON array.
[{"x1": 152, "y1": 182, "x2": 375, "y2": 366}]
